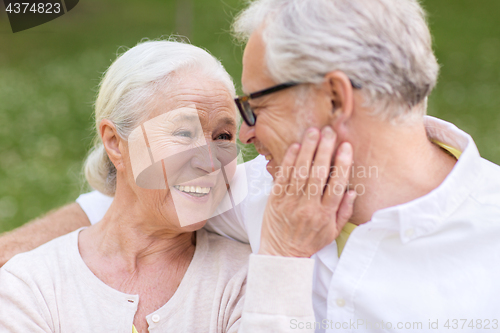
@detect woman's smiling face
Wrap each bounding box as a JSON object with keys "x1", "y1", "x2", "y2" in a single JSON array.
[{"x1": 123, "y1": 72, "x2": 238, "y2": 230}]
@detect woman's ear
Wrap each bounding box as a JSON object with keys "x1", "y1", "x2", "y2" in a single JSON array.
[
  {"x1": 323, "y1": 71, "x2": 354, "y2": 127},
  {"x1": 99, "y1": 119, "x2": 125, "y2": 171}
]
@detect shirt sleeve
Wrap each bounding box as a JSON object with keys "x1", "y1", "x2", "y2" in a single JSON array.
[
  {"x1": 75, "y1": 191, "x2": 114, "y2": 225},
  {"x1": 223, "y1": 254, "x2": 316, "y2": 333},
  {"x1": 0, "y1": 267, "x2": 53, "y2": 333}
]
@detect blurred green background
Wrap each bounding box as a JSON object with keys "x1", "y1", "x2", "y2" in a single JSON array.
[{"x1": 0, "y1": 0, "x2": 499, "y2": 233}]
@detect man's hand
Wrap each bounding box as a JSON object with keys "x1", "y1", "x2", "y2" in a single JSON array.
[{"x1": 259, "y1": 126, "x2": 356, "y2": 258}]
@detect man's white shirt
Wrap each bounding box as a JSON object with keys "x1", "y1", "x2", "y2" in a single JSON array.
[{"x1": 77, "y1": 116, "x2": 500, "y2": 333}]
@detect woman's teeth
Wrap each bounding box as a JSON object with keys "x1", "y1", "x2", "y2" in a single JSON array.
[{"x1": 173, "y1": 185, "x2": 211, "y2": 197}]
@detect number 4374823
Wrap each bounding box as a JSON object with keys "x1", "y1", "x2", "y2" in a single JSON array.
[
  {"x1": 5, "y1": 2, "x2": 61, "y2": 14},
  {"x1": 444, "y1": 319, "x2": 498, "y2": 330}
]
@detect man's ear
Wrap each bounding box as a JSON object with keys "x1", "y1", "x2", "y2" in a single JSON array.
[
  {"x1": 99, "y1": 119, "x2": 125, "y2": 171},
  {"x1": 323, "y1": 71, "x2": 354, "y2": 126}
]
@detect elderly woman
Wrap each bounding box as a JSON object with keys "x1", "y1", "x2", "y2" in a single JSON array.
[{"x1": 0, "y1": 40, "x2": 315, "y2": 332}]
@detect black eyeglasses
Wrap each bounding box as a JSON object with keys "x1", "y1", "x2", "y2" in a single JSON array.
[{"x1": 234, "y1": 80, "x2": 362, "y2": 126}]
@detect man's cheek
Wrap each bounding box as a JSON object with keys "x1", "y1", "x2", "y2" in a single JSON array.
[{"x1": 266, "y1": 163, "x2": 278, "y2": 180}]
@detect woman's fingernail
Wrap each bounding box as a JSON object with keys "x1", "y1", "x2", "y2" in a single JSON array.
[
  {"x1": 322, "y1": 126, "x2": 334, "y2": 139},
  {"x1": 307, "y1": 128, "x2": 319, "y2": 140},
  {"x1": 341, "y1": 142, "x2": 352, "y2": 157},
  {"x1": 349, "y1": 190, "x2": 357, "y2": 203}
]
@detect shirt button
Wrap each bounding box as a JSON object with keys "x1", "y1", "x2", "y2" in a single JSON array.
[
  {"x1": 336, "y1": 298, "x2": 345, "y2": 307},
  {"x1": 405, "y1": 228, "x2": 415, "y2": 237},
  {"x1": 152, "y1": 314, "x2": 160, "y2": 323}
]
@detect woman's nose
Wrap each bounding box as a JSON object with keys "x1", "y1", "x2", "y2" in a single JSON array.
[
  {"x1": 239, "y1": 121, "x2": 256, "y2": 144},
  {"x1": 190, "y1": 141, "x2": 221, "y2": 173}
]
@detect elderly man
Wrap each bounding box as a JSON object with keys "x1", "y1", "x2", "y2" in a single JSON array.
[{"x1": 2, "y1": 0, "x2": 500, "y2": 332}]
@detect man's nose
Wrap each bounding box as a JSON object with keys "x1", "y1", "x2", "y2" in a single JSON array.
[{"x1": 239, "y1": 121, "x2": 256, "y2": 144}]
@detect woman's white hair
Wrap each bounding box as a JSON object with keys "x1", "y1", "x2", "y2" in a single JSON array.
[
  {"x1": 84, "y1": 39, "x2": 236, "y2": 196},
  {"x1": 233, "y1": 0, "x2": 439, "y2": 120}
]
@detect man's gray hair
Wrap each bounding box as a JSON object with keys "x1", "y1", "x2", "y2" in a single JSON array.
[
  {"x1": 233, "y1": 0, "x2": 439, "y2": 120},
  {"x1": 84, "y1": 39, "x2": 235, "y2": 196}
]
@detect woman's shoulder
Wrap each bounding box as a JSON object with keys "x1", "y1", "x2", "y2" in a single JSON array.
[
  {"x1": 198, "y1": 229, "x2": 251, "y2": 269},
  {"x1": 1, "y1": 229, "x2": 81, "y2": 282},
  {"x1": 202, "y1": 229, "x2": 252, "y2": 254}
]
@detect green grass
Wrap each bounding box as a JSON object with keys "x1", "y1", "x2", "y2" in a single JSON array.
[
  {"x1": 425, "y1": 0, "x2": 500, "y2": 162},
  {"x1": 0, "y1": 0, "x2": 499, "y2": 232}
]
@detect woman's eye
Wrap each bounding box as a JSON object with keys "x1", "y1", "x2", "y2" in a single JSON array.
[
  {"x1": 216, "y1": 133, "x2": 232, "y2": 141},
  {"x1": 174, "y1": 130, "x2": 193, "y2": 138}
]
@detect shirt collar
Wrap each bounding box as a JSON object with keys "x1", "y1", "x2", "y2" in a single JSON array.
[{"x1": 371, "y1": 116, "x2": 484, "y2": 243}]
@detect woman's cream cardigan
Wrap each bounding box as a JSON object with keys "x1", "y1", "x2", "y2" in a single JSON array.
[{"x1": 0, "y1": 228, "x2": 315, "y2": 332}]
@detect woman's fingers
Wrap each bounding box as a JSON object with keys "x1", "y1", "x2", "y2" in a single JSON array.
[
  {"x1": 289, "y1": 128, "x2": 321, "y2": 193},
  {"x1": 309, "y1": 126, "x2": 337, "y2": 201},
  {"x1": 274, "y1": 143, "x2": 300, "y2": 188},
  {"x1": 259, "y1": 128, "x2": 356, "y2": 258},
  {"x1": 335, "y1": 190, "x2": 356, "y2": 232},
  {"x1": 322, "y1": 142, "x2": 353, "y2": 208}
]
